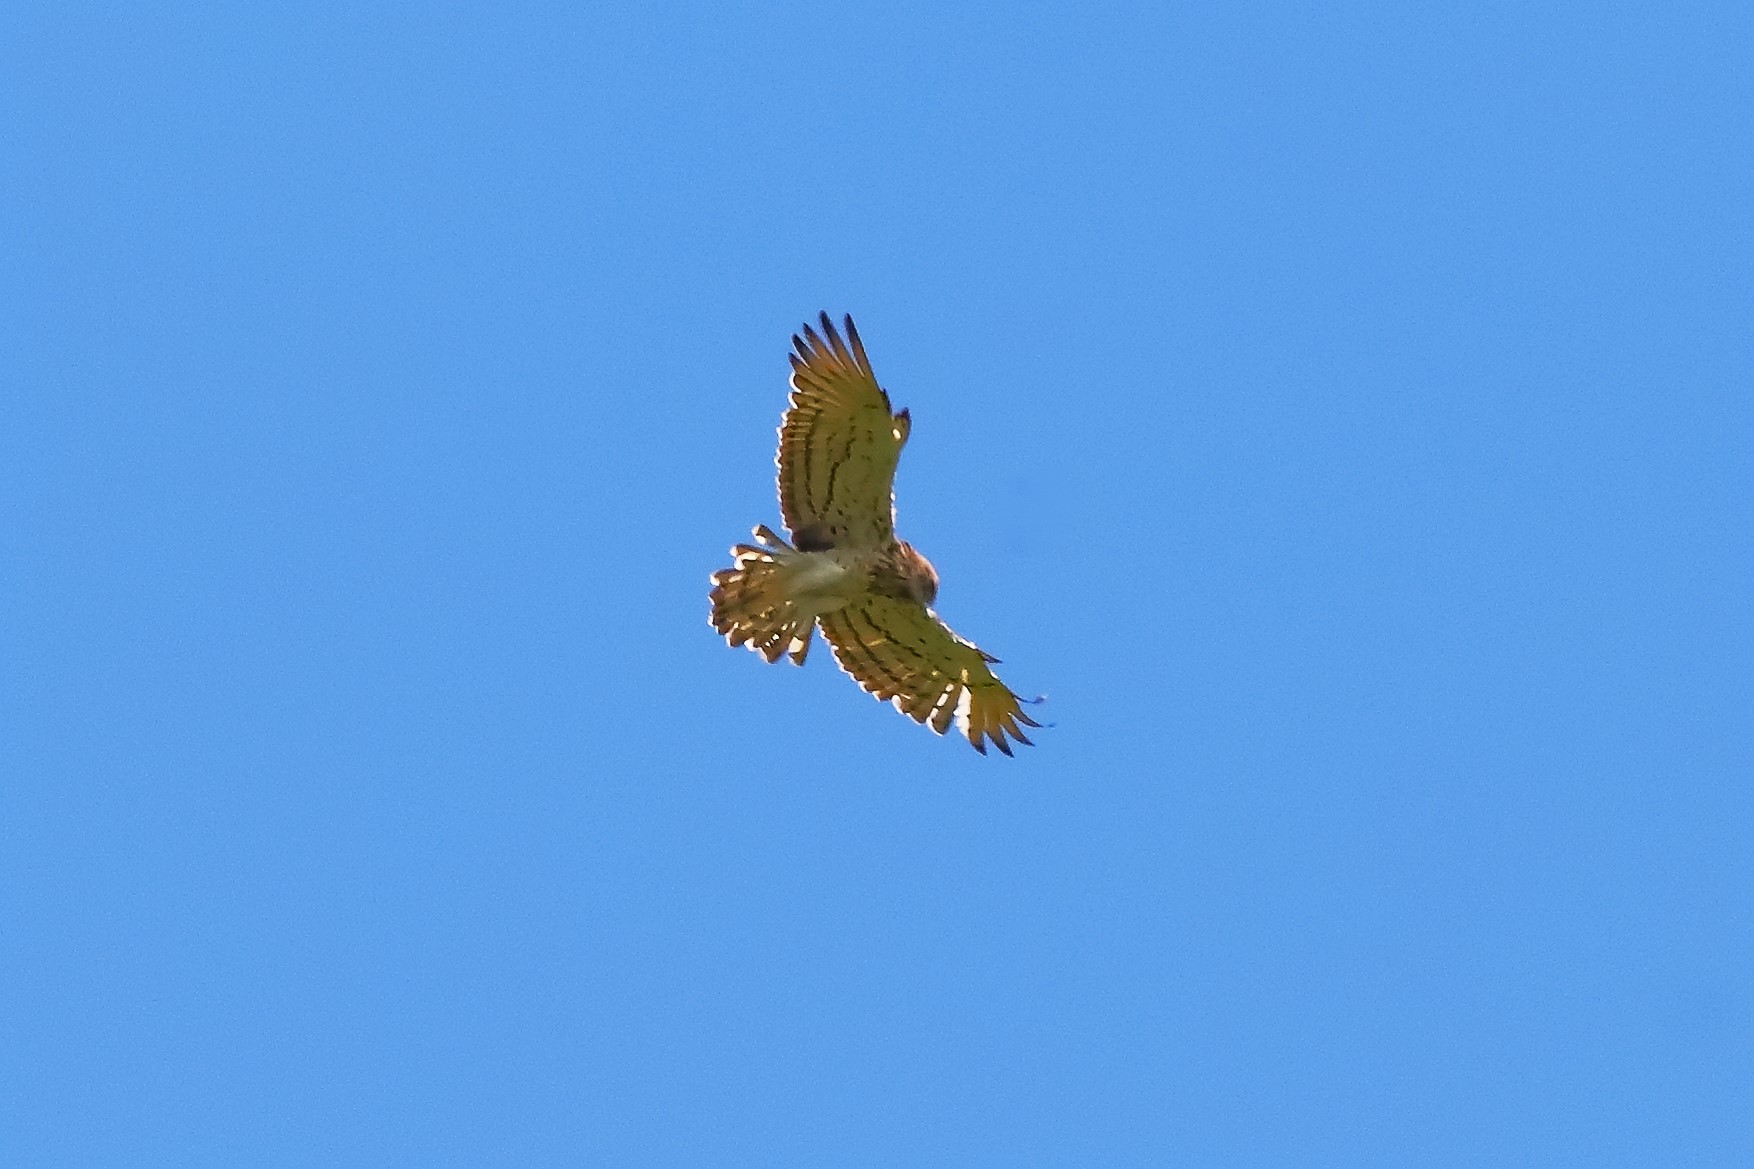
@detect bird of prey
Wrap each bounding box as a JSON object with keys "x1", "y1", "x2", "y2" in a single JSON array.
[{"x1": 709, "y1": 312, "x2": 1039, "y2": 755}]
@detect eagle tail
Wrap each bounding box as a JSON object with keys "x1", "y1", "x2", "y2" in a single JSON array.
[{"x1": 709, "y1": 525, "x2": 816, "y2": 665}]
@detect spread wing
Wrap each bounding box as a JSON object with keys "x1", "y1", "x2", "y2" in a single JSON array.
[
  {"x1": 778, "y1": 312, "x2": 909, "y2": 549},
  {"x1": 817, "y1": 596, "x2": 1039, "y2": 756}
]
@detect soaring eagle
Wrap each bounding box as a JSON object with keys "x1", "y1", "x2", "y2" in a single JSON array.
[{"x1": 709, "y1": 312, "x2": 1039, "y2": 756}]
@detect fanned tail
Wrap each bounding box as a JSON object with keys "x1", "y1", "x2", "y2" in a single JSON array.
[{"x1": 708, "y1": 525, "x2": 817, "y2": 665}]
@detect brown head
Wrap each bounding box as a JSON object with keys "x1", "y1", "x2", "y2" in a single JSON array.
[{"x1": 893, "y1": 540, "x2": 939, "y2": 606}]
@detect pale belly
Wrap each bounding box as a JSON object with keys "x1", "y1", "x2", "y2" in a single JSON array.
[{"x1": 785, "y1": 549, "x2": 868, "y2": 613}]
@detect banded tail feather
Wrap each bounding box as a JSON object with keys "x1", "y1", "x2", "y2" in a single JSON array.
[{"x1": 708, "y1": 525, "x2": 817, "y2": 666}]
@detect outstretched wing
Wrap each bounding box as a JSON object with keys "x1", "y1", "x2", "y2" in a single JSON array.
[
  {"x1": 778, "y1": 312, "x2": 910, "y2": 550},
  {"x1": 817, "y1": 596, "x2": 1038, "y2": 756}
]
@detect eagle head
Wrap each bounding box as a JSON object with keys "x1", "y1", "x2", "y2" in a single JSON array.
[{"x1": 894, "y1": 540, "x2": 939, "y2": 606}]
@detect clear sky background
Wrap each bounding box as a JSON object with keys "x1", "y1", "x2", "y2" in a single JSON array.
[{"x1": 6, "y1": 2, "x2": 1750, "y2": 1165}]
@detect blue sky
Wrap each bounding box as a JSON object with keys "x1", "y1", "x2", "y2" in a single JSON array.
[{"x1": 6, "y1": 1, "x2": 1750, "y2": 1165}]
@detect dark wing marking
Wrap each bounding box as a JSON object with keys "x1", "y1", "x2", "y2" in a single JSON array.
[
  {"x1": 817, "y1": 595, "x2": 1038, "y2": 756},
  {"x1": 777, "y1": 312, "x2": 910, "y2": 550}
]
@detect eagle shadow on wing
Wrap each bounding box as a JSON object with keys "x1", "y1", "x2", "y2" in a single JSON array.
[{"x1": 708, "y1": 312, "x2": 1040, "y2": 756}]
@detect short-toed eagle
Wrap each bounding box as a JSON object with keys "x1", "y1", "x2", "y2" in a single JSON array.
[{"x1": 709, "y1": 313, "x2": 1038, "y2": 756}]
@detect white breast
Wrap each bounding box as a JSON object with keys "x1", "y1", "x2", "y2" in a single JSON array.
[{"x1": 785, "y1": 549, "x2": 864, "y2": 612}]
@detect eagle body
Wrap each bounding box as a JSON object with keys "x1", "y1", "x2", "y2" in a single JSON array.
[
  {"x1": 780, "y1": 546, "x2": 864, "y2": 610},
  {"x1": 788, "y1": 541, "x2": 936, "y2": 609},
  {"x1": 708, "y1": 313, "x2": 1038, "y2": 756}
]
